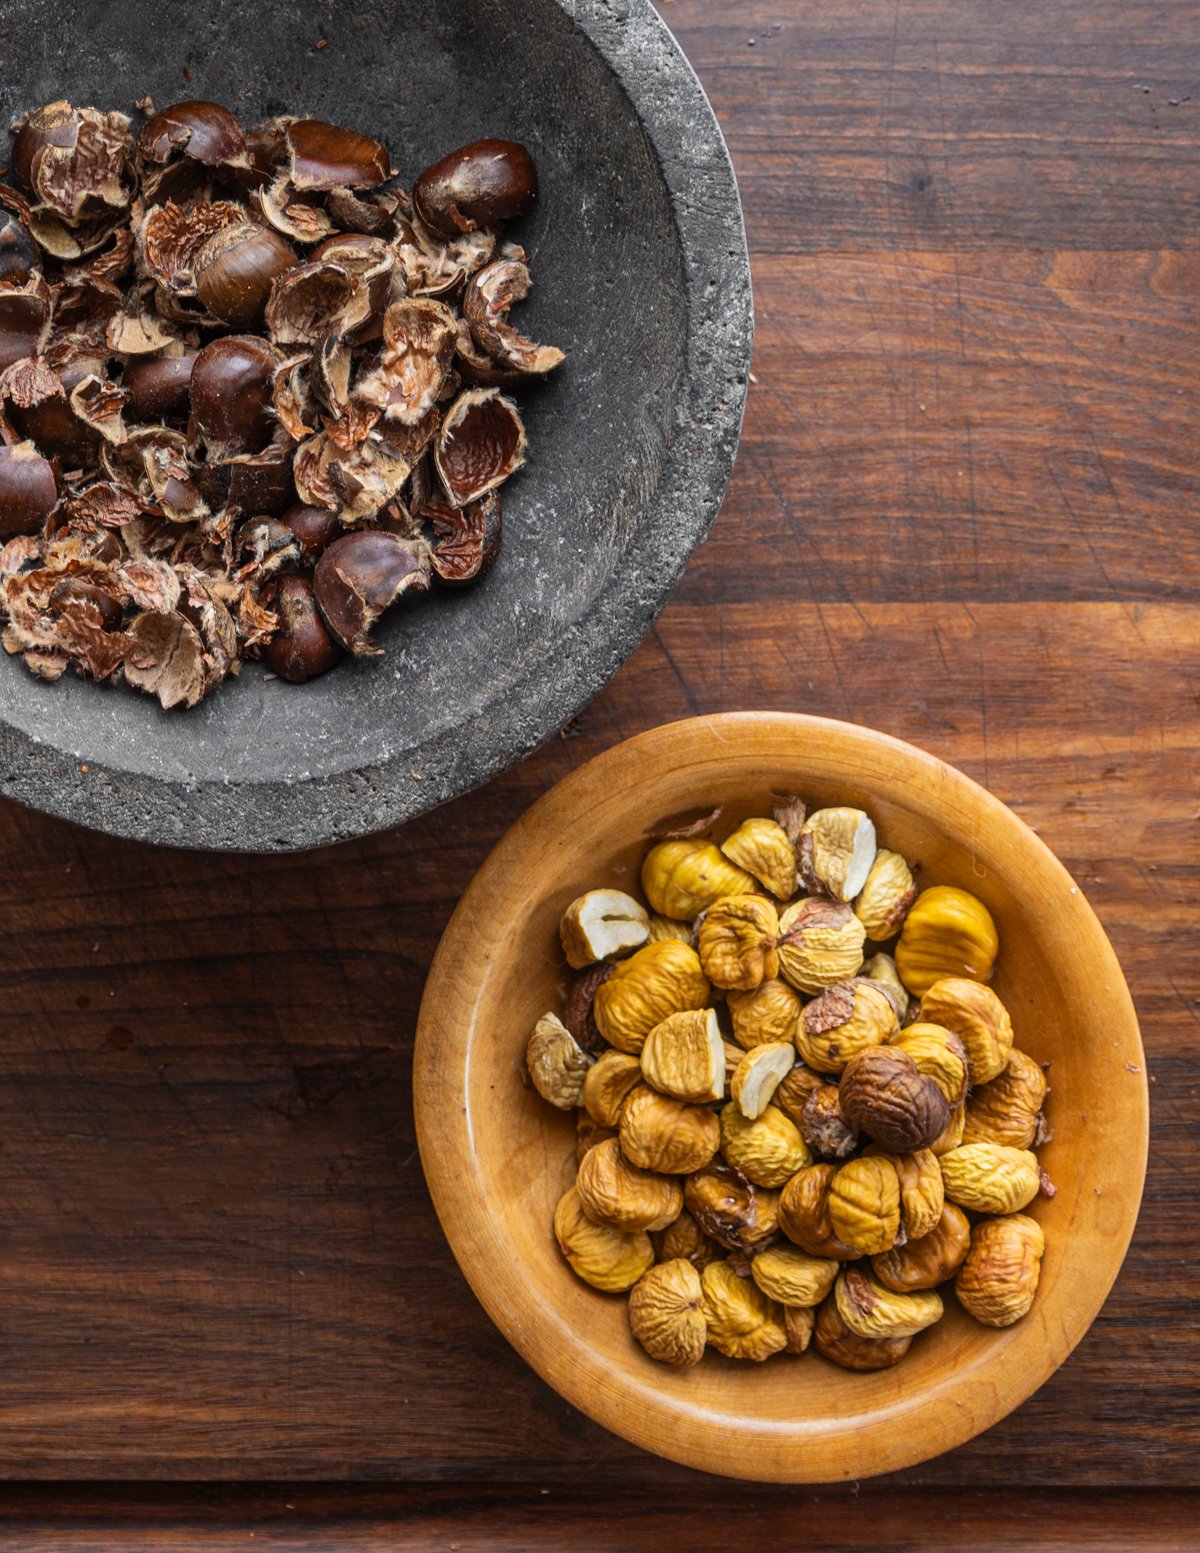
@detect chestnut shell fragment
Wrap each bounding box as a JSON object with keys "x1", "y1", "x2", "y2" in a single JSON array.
[
  {"x1": 285, "y1": 120, "x2": 390, "y2": 191},
  {"x1": 137, "y1": 100, "x2": 247, "y2": 169},
  {"x1": 123, "y1": 351, "x2": 196, "y2": 420},
  {"x1": 413, "y1": 139, "x2": 537, "y2": 237},
  {"x1": 313, "y1": 531, "x2": 430, "y2": 655},
  {"x1": 434, "y1": 387, "x2": 527, "y2": 506}
]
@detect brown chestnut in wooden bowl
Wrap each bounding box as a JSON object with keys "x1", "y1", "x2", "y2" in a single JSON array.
[{"x1": 415, "y1": 713, "x2": 1147, "y2": 1482}]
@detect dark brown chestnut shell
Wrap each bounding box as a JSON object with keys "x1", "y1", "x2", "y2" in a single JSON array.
[{"x1": 412, "y1": 139, "x2": 537, "y2": 237}]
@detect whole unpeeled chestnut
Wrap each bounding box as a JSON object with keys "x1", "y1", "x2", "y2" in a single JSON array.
[
  {"x1": 261, "y1": 573, "x2": 343, "y2": 683},
  {"x1": 313, "y1": 531, "x2": 431, "y2": 655},
  {"x1": 281, "y1": 501, "x2": 340, "y2": 562},
  {"x1": 0, "y1": 213, "x2": 38, "y2": 283},
  {"x1": 188, "y1": 335, "x2": 280, "y2": 459},
  {"x1": 413, "y1": 139, "x2": 537, "y2": 237},
  {"x1": 0, "y1": 441, "x2": 57, "y2": 537},
  {"x1": 123, "y1": 351, "x2": 197, "y2": 420},
  {"x1": 137, "y1": 100, "x2": 246, "y2": 168},
  {"x1": 194, "y1": 221, "x2": 296, "y2": 330}
]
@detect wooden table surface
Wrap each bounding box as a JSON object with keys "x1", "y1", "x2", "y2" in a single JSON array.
[{"x1": 1, "y1": 0, "x2": 1197, "y2": 1545}]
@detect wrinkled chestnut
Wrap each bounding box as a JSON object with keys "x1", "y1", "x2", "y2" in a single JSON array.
[
  {"x1": 137, "y1": 100, "x2": 246, "y2": 168},
  {"x1": 413, "y1": 139, "x2": 537, "y2": 237},
  {"x1": 194, "y1": 221, "x2": 296, "y2": 330},
  {"x1": 281, "y1": 501, "x2": 340, "y2": 562},
  {"x1": 123, "y1": 351, "x2": 196, "y2": 420},
  {"x1": 261, "y1": 573, "x2": 343, "y2": 683},
  {"x1": 285, "y1": 119, "x2": 390, "y2": 191},
  {"x1": 188, "y1": 335, "x2": 280, "y2": 459},
  {"x1": 0, "y1": 441, "x2": 57, "y2": 537},
  {"x1": 0, "y1": 213, "x2": 39, "y2": 283},
  {"x1": 49, "y1": 576, "x2": 123, "y2": 631},
  {"x1": 313, "y1": 531, "x2": 431, "y2": 655}
]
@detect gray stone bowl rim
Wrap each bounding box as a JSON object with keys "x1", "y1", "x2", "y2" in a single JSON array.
[{"x1": 0, "y1": 0, "x2": 752, "y2": 852}]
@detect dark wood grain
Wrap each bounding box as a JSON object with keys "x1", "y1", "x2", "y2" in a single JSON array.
[{"x1": 0, "y1": 0, "x2": 1196, "y2": 1536}]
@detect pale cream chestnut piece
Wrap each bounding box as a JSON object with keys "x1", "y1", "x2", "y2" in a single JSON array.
[
  {"x1": 641, "y1": 1008, "x2": 724, "y2": 1103},
  {"x1": 559, "y1": 889, "x2": 649, "y2": 969},
  {"x1": 799, "y1": 807, "x2": 877, "y2": 901},
  {"x1": 719, "y1": 816, "x2": 798, "y2": 899},
  {"x1": 525, "y1": 1013, "x2": 592, "y2": 1109},
  {"x1": 853, "y1": 849, "x2": 917, "y2": 939},
  {"x1": 731, "y1": 1041, "x2": 796, "y2": 1120}
]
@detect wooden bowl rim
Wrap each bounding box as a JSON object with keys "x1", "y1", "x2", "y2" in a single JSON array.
[{"x1": 414, "y1": 712, "x2": 1148, "y2": 1482}]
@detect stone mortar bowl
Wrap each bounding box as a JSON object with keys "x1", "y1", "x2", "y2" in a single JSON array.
[{"x1": 0, "y1": 0, "x2": 751, "y2": 850}]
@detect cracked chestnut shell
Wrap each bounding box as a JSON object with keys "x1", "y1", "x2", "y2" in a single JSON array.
[
  {"x1": 0, "y1": 212, "x2": 39, "y2": 283},
  {"x1": 285, "y1": 119, "x2": 390, "y2": 190},
  {"x1": 313, "y1": 531, "x2": 431, "y2": 655},
  {"x1": 137, "y1": 100, "x2": 247, "y2": 168},
  {"x1": 261, "y1": 573, "x2": 343, "y2": 684},
  {"x1": 0, "y1": 441, "x2": 57, "y2": 536},
  {"x1": 188, "y1": 335, "x2": 280, "y2": 459},
  {"x1": 413, "y1": 139, "x2": 537, "y2": 237}
]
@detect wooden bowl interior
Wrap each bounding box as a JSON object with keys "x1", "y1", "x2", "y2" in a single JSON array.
[{"x1": 419, "y1": 714, "x2": 1146, "y2": 1481}]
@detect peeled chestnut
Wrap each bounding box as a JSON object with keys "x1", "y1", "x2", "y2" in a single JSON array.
[
  {"x1": 281, "y1": 501, "x2": 340, "y2": 562},
  {"x1": 137, "y1": 100, "x2": 246, "y2": 168},
  {"x1": 123, "y1": 351, "x2": 197, "y2": 420},
  {"x1": 413, "y1": 139, "x2": 537, "y2": 237},
  {"x1": 284, "y1": 119, "x2": 390, "y2": 190},
  {"x1": 194, "y1": 221, "x2": 296, "y2": 329},
  {"x1": 188, "y1": 335, "x2": 280, "y2": 460},
  {"x1": 0, "y1": 441, "x2": 57, "y2": 537},
  {"x1": 261, "y1": 573, "x2": 343, "y2": 683},
  {"x1": 0, "y1": 213, "x2": 39, "y2": 283},
  {"x1": 313, "y1": 531, "x2": 431, "y2": 655}
]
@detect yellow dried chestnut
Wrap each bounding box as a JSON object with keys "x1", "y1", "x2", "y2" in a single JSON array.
[
  {"x1": 783, "y1": 1304, "x2": 816, "y2": 1354},
  {"x1": 592, "y1": 940, "x2": 709, "y2": 1055},
  {"x1": 778, "y1": 1164, "x2": 859, "y2": 1260},
  {"x1": 867, "y1": 1147, "x2": 944, "y2": 1241},
  {"x1": 930, "y1": 1102, "x2": 967, "y2": 1156},
  {"x1": 939, "y1": 1143, "x2": 1041, "y2": 1215},
  {"x1": 827, "y1": 1155, "x2": 901, "y2": 1256},
  {"x1": 751, "y1": 1244, "x2": 838, "y2": 1308},
  {"x1": 553, "y1": 1186, "x2": 654, "y2": 1292},
  {"x1": 871, "y1": 1201, "x2": 972, "y2": 1292},
  {"x1": 653, "y1": 1208, "x2": 721, "y2": 1271},
  {"x1": 684, "y1": 1161, "x2": 762, "y2": 1251},
  {"x1": 640, "y1": 1008, "x2": 724, "y2": 1103},
  {"x1": 700, "y1": 1260, "x2": 788, "y2": 1361},
  {"x1": 629, "y1": 1258, "x2": 707, "y2": 1367},
  {"x1": 861, "y1": 951, "x2": 910, "y2": 1021},
  {"x1": 720, "y1": 1103, "x2": 811, "y2": 1188},
  {"x1": 619, "y1": 1084, "x2": 720, "y2": 1175},
  {"x1": 854, "y1": 848, "x2": 917, "y2": 939},
  {"x1": 798, "y1": 807, "x2": 877, "y2": 901},
  {"x1": 895, "y1": 886, "x2": 999, "y2": 996},
  {"x1": 575, "y1": 1137, "x2": 682, "y2": 1233},
  {"x1": 719, "y1": 816, "x2": 797, "y2": 899},
  {"x1": 697, "y1": 894, "x2": 780, "y2": 991},
  {"x1": 525, "y1": 1012, "x2": 592, "y2": 1110},
  {"x1": 814, "y1": 1296, "x2": 912, "y2": 1371},
  {"x1": 838, "y1": 1046, "x2": 950, "y2": 1152},
  {"x1": 641, "y1": 839, "x2": 756, "y2": 921},
  {"x1": 956, "y1": 1212, "x2": 1045, "y2": 1327},
  {"x1": 647, "y1": 913, "x2": 693, "y2": 945},
  {"x1": 892, "y1": 1022, "x2": 970, "y2": 1106},
  {"x1": 963, "y1": 1048, "x2": 1048, "y2": 1149},
  {"x1": 834, "y1": 1266, "x2": 944, "y2": 1339},
  {"x1": 918, "y1": 977, "x2": 1013, "y2": 1085},
  {"x1": 576, "y1": 1115, "x2": 617, "y2": 1163},
  {"x1": 581, "y1": 1050, "x2": 643, "y2": 1128},
  {"x1": 727, "y1": 977, "x2": 802, "y2": 1050},
  {"x1": 796, "y1": 977, "x2": 898, "y2": 1074},
  {"x1": 559, "y1": 888, "x2": 649, "y2": 968},
  {"x1": 777, "y1": 898, "x2": 866, "y2": 994}
]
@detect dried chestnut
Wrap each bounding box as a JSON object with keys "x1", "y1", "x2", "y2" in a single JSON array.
[
  {"x1": 137, "y1": 101, "x2": 247, "y2": 169},
  {"x1": 188, "y1": 335, "x2": 281, "y2": 459},
  {"x1": 413, "y1": 139, "x2": 537, "y2": 237},
  {"x1": 0, "y1": 441, "x2": 57, "y2": 537},
  {"x1": 194, "y1": 221, "x2": 296, "y2": 330},
  {"x1": 262, "y1": 573, "x2": 343, "y2": 683},
  {"x1": 313, "y1": 531, "x2": 431, "y2": 655},
  {"x1": 123, "y1": 351, "x2": 196, "y2": 420},
  {"x1": 281, "y1": 501, "x2": 340, "y2": 562}
]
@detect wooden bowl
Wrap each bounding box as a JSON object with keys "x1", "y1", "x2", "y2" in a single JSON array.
[{"x1": 414, "y1": 713, "x2": 1147, "y2": 1482}]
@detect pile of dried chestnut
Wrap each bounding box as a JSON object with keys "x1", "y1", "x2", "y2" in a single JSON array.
[
  {"x1": 0, "y1": 99, "x2": 561, "y2": 705},
  {"x1": 528, "y1": 798, "x2": 1055, "y2": 1370}
]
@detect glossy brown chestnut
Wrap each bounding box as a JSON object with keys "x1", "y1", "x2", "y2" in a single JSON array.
[
  {"x1": 9, "y1": 367, "x2": 95, "y2": 464},
  {"x1": 261, "y1": 573, "x2": 343, "y2": 683},
  {"x1": 412, "y1": 139, "x2": 537, "y2": 237},
  {"x1": 285, "y1": 119, "x2": 390, "y2": 191},
  {"x1": 188, "y1": 335, "x2": 280, "y2": 459},
  {"x1": 123, "y1": 351, "x2": 196, "y2": 420},
  {"x1": 49, "y1": 576, "x2": 123, "y2": 631},
  {"x1": 313, "y1": 531, "x2": 431, "y2": 655},
  {"x1": 226, "y1": 440, "x2": 297, "y2": 517},
  {"x1": 0, "y1": 441, "x2": 57, "y2": 537},
  {"x1": 0, "y1": 286, "x2": 49, "y2": 373},
  {"x1": 0, "y1": 213, "x2": 39, "y2": 283},
  {"x1": 281, "y1": 501, "x2": 340, "y2": 562},
  {"x1": 193, "y1": 221, "x2": 297, "y2": 329},
  {"x1": 137, "y1": 100, "x2": 246, "y2": 168}
]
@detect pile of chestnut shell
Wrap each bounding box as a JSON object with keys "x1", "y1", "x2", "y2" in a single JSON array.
[{"x1": 0, "y1": 99, "x2": 562, "y2": 705}]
